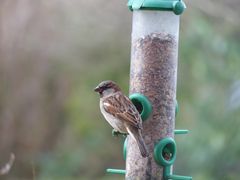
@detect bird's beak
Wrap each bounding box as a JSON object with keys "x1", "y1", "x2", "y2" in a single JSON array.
[{"x1": 94, "y1": 86, "x2": 100, "y2": 92}]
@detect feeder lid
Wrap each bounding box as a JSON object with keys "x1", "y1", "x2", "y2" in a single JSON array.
[{"x1": 128, "y1": 0, "x2": 186, "y2": 15}]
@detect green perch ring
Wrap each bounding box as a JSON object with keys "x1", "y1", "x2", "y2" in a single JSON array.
[
  {"x1": 175, "y1": 99, "x2": 179, "y2": 117},
  {"x1": 123, "y1": 138, "x2": 127, "y2": 161},
  {"x1": 129, "y1": 93, "x2": 152, "y2": 121},
  {"x1": 154, "y1": 137, "x2": 177, "y2": 166}
]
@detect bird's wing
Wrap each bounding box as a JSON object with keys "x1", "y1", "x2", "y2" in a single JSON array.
[{"x1": 102, "y1": 93, "x2": 142, "y2": 129}]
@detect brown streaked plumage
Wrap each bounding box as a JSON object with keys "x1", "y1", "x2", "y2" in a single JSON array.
[{"x1": 94, "y1": 80, "x2": 149, "y2": 157}]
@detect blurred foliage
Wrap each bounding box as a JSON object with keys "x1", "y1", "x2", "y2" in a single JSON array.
[
  {"x1": 176, "y1": 11, "x2": 240, "y2": 180},
  {"x1": 0, "y1": 0, "x2": 240, "y2": 180}
]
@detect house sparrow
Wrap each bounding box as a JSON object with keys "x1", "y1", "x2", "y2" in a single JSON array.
[{"x1": 94, "y1": 80, "x2": 149, "y2": 157}]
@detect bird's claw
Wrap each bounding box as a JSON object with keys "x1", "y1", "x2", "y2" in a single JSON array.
[
  {"x1": 112, "y1": 129, "x2": 128, "y2": 137},
  {"x1": 112, "y1": 129, "x2": 119, "y2": 136}
]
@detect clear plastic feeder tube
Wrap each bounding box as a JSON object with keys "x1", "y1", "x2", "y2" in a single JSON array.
[
  {"x1": 132, "y1": 11, "x2": 179, "y2": 43},
  {"x1": 127, "y1": 10, "x2": 180, "y2": 179},
  {"x1": 129, "y1": 10, "x2": 180, "y2": 127}
]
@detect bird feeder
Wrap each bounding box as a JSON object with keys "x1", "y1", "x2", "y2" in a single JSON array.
[
  {"x1": 126, "y1": 0, "x2": 191, "y2": 179},
  {"x1": 106, "y1": 0, "x2": 192, "y2": 179}
]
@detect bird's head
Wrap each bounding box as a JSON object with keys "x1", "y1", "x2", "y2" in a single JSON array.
[{"x1": 94, "y1": 80, "x2": 121, "y2": 97}]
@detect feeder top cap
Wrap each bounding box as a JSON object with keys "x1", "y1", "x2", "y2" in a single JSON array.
[{"x1": 128, "y1": 0, "x2": 186, "y2": 15}]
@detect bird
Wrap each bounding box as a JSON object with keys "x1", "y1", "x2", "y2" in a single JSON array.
[{"x1": 94, "y1": 80, "x2": 149, "y2": 157}]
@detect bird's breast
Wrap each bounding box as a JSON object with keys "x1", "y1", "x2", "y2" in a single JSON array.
[{"x1": 100, "y1": 100, "x2": 127, "y2": 133}]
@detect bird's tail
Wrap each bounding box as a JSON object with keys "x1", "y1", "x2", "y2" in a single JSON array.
[
  {"x1": 126, "y1": 126, "x2": 149, "y2": 158},
  {"x1": 135, "y1": 131, "x2": 149, "y2": 157}
]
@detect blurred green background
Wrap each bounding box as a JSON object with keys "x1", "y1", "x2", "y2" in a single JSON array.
[{"x1": 0, "y1": 0, "x2": 239, "y2": 179}]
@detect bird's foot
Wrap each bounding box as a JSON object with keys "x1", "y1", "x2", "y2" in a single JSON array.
[{"x1": 112, "y1": 129, "x2": 128, "y2": 137}]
